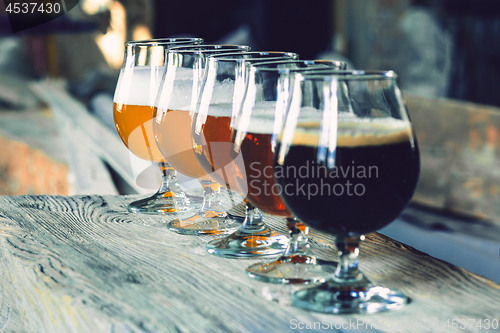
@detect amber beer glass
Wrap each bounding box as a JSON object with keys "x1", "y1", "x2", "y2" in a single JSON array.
[
  {"x1": 153, "y1": 44, "x2": 250, "y2": 234},
  {"x1": 191, "y1": 52, "x2": 298, "y2": 257},
  {"x1": 231, "y1": 60, "x2": 346, "y2": 284},
  {"x1": 275, "y1": 70, "x2": 420, "y2": 313},
  {"x1": 113, "y1": 38, "x2": 202, "y2": 214}
]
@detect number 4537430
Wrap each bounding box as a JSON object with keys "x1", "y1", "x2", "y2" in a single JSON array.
[
  {"x1": 5, "y1": 2, "x2": 62, "y2": 14},
  {"x1": 444, "y1": 319, "x2": 499, "y2": 330}
]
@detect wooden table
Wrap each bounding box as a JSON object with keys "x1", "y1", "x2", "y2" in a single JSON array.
[{"x1": 0, "y1": 193, "x2": 498, "y2": 332}]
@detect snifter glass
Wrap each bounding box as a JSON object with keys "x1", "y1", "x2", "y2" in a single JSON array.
[
  {"x1": 275, "y1": 70, "x2": 420, "y2": 313},
  {"x1": 231, "y1": 60, "x2": 346, "y2": 284},
  {"x1": 113, "y1": 37, "x2": 202, "y2": 214},
  {"x1": 191, "y1": 51, "x2": 298, "y2": 257},
  {"x1": 153, "y1": 44, "x2": 250, "y2": 234}
]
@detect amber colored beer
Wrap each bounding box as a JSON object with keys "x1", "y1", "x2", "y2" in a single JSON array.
[
  {"x1": 235, "y1": 131, "x2": 293, "y2": 217},
  {"x1": 154, "y1": 108, "x2": 208, "y2": 179},
  {"x1": 113, "y1": 102, "x2": 165, "y2": 162},
  {"x1": 192, "y1": 113, "x2": 242, "y2": 193}
]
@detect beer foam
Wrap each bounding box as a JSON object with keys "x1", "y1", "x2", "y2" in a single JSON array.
[
  {"x1": 167, "y1": 89, "x2": 193, "y2": 110},
  {"x1": 169, "y1": 66, "x2": 194, "y2": 80},
  {"x1": 233, "y1": 101, "x2": 279, "y2": 134},
  {"x1": 206, "y1": 103, "x2": 234, "y2": 117},
  {"x1": 208, "y1": 78, "x2": 236, "y2": 104},
  {"x1": 166, "y1": 67, "x2": 211, "y2": 110},
  {"x1": 290, "y1": 115, "x2": 414, "y2": 147},
  {"x1": 162, "y1": 76, "x2": 195, "y2": 111},
  {"x1": 197, "y1": 77, "x2": 245, "y2": 117},
  {"x1": 113, "y1": 66, "x2": 164, "y2": 106}
]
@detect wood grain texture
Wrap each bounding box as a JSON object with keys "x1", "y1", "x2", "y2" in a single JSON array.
[{"x1": 0, "y1": 194, "x2": 498, "y2": 333}]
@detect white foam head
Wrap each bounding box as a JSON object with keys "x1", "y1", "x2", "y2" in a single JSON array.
[
  {"x1": 165, "y1": 79, "x2": 193, "y2": 110},
  {"x1": 113, "y1": 66, "x2": 164, "y2": 106},
  {"x1": 234, "y1": 101, "x2": 277, "y2": 134},
  {"x1": 194, "y1": 78, "x2": 235, "y2": 122},
  {"x1": 207, "y1": 78, "x2": 236, "y2": 106},
  {"x1": 206, "y1": 102, "x2": 233, "y2": 117},
  {"x1": 156, "y1": 67, "x2": 196, "y2": 111}
]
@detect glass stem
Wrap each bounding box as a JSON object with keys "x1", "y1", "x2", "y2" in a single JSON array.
[
  {"x1": 197, "y1": 179, "x2": 226, "y2": 215},
  {"x1": 236, "y1": 201, "x2": 269, "y2": 236},
  {"x1": 156, "y1": 162, "x2": 177, "y2": 195},
  {"x1": 333, "y1": 235, "x2": 369, "y2": 285},
  {"x1": 282, "y1": 218, "x2": 310, "y2": 257}
]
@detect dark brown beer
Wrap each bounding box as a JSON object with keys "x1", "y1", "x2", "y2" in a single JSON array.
[{"x1": 274, "y1": 119, "x2": 420, "y2": 236}]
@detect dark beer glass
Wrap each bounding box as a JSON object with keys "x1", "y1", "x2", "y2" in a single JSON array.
[
  {"x1": 275, "y1": 70, "x2": 420, "y2": 313},
  {"x1": 231, "y1": 60, "x2": 346, "y2": 284},
  {"x1": 191, "y1": 52, "x2": 298, "y2": 257}
]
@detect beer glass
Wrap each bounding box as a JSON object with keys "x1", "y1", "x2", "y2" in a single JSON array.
[
  {"x1": 231, "y1": 60, "x2": 346, "y2": 284},
  {"x1": 191, "y1": 52, "x2": 298, "y2": 257},
  {"x1": 113, "y1": 38, "x2": 202, "y2": 214},
  {"x1": 153, "y1": 44, "x2": 250, "y2": 234},
  {"x1": 275, "y1": 70, "x2": 420, "y2": 313}
]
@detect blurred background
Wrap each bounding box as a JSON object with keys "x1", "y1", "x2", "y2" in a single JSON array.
[
  {"x1": 1, "y1": 0, "x2": 500, "y2": 282},
  {"x1": 3, "y1": 0, "x2": 500, "y2": 107}
]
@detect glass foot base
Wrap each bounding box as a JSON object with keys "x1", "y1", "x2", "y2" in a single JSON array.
[
  {"x1": 246, "y1": 255, "x2": 334, "y2": 284},
  {"x1": 292, "y1": 282, "x2": 409, "y2": 314},
  {"x1": 167, "y1": 212, "x2": 241, "y2": 235},
  {"x1": 127, "y1": 192, "x2": 200, "y2": 214},
  {"x1": 206, "y1": 231, "x2": 288, "y2": 258}
]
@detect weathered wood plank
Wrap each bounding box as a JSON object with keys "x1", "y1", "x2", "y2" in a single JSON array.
[{"x1": 0, "y1": 194, "x2": 498, "y2": 332}]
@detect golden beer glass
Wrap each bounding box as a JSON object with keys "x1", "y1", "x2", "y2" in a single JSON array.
[
  {"x1": 113, "y1": 38, "x2": 202, "y2": 214},
  {"x1": 153, "y1": 44, "x2": 250, "y2": 234}
]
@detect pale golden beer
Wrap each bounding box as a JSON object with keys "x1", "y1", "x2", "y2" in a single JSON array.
[
  {"x1": 112, "y1": 38, "x2": 203, "y2": 214},
  {"x1": 154, "y1": 108, "x2": 207, "y2": 178},
  {"x1": 114, "y1": 103, "x2": 165, "y2": 162},
  {"x1": 153, "y1": 46, "x2": 250, "y2": 181},
  {"x1": 113, "y1": 64, "x2": 166, "y2": 163}
]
